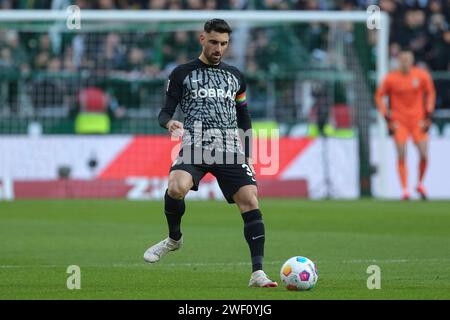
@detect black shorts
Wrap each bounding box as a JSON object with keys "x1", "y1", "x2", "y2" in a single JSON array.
[{"x1": 170, "y1": 159, "x2": 257, "y2": 204}]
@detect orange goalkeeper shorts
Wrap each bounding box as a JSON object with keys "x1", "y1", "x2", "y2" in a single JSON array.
[{"x1": 393, "y1": 120, "x2": 429, "y2": 144}]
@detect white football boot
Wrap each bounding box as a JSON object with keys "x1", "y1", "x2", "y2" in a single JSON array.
[
  {"x1": 248, "y1": 270, "x2": 278, "y2": 288},
  {"x1": 143, "y1": 236, "x2": 183, "y2": 263}
]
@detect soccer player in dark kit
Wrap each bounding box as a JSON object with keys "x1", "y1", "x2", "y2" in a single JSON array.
[{"x1": 144, "y1": 19, "x2": 278, "y2": 287}]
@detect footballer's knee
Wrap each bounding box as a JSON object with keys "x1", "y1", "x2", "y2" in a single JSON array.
[
  {"x1": 395, "y1": 143, "x2": 406, "y2": 161},
  {"x1": 238, "y1": 200, "x2": 259, "y2": 213},
  {"x1": 167, "y1": 180, "x2": 190, "y2": 200},
  {"x1": 418, "y1": 147, "x2": 428, "y2": 161},
  {"x1": 397, "y1": 152, "x2": 406, "y2": 162},
  {"x1": 235, "y1": 189, "x2": 259, "y2": 213}
]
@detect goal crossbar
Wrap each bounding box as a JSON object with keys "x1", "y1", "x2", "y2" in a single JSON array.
[{"x1": 0, "y1": 10, "x2": 386, "y2": 23}]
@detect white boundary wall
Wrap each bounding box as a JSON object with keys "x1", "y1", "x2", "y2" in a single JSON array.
[{"x1": 1, "y1": 136, "x2": 449, "y2": 199}]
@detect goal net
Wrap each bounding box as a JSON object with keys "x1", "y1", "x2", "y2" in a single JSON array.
[{"x1": 0, "y1": 10, "x2": 389, "y2": 200}]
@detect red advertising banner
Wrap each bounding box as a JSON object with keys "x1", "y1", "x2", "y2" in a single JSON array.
[{"x1": 8, "y1": 178, "x2": 308, "y2": 200}]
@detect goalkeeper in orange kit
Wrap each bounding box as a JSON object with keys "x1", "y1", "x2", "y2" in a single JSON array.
[{"x1": 375, "y1": 49, "x2": 436, "y2": 200}]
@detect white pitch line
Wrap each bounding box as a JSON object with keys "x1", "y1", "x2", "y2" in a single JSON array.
[{"x1": 1, "y1": 258, "x2": 449, "y2": 269}]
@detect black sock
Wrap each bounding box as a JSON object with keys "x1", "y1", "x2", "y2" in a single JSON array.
[
  {"x1": 242, "y1": 209, "x2": 265, "y2": 272},
  {"x1": 164, "y1": 190, "x2": 185, "y2": 241}
]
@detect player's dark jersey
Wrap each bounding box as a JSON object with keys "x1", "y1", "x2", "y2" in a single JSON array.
[{"x1": 158, "y1": 58, "x2": 252, "y2": 156}]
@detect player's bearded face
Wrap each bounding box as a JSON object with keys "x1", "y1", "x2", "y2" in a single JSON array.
[
  {"x1": 200, "y1": 31, "x2": 230, "y2": 64},
  {"x1": 398, "y1": 52, "x2": 414, "y2": 73}
]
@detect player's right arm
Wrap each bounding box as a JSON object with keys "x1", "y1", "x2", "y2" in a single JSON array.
[
  {"x1": 375, "y1": 74, "x2": 398, "y2": 135},
  {"x1": 375, "y1": 74, "x2": 391, "y2": 121},
  {"x1": 158, "y1": 67, "x2": 184, "y2": 134}
]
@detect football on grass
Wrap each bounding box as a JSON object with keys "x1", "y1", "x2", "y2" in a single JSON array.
[{"x1": 280, "y1": 256, "x2": 318, "y2": 291}]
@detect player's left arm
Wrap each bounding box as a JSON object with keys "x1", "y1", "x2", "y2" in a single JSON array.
[
  {"x1": 421, "y1": 70, "x2": 436, "y2": 132},
  {"x1": 235, "y1": 72, "x2": 254, "y2": 171}
]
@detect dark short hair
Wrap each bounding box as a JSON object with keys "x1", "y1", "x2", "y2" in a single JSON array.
[
  {"x1": 399, "y1": 48, "x2": 415, "y2": 59},
  {"x1": 204, "y1": 19, "x2": 232, "y2": 34}
]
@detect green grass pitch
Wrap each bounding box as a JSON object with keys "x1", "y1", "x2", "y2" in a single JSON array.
[{"x1": 1, "y1": 199, "x2": 449, "y2": 300}]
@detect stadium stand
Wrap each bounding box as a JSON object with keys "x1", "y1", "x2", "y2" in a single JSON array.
[{"x1": 0, "y1": 0, "x2": 448, "y2": 134}]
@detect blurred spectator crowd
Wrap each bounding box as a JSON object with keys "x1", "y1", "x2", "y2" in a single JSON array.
[
  {"x1": 0, "y1": 0, "x2": 449, "y2": 117},
  {"x1": 1, "y1": 0, "x2": 449, "y2": 70}
]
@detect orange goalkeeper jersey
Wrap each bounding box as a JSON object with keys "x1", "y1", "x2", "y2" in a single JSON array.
[{"x1": 375, "y1": 67, "x2": 436, "y2": 123}]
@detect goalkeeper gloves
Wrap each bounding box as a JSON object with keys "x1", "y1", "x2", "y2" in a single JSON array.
[
  {"x1": 421, "y1": 111, "x2": 433, "y2": 133},
  {"x1": 384, "y1": 115, "x2": 396, "y2": 136}
]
